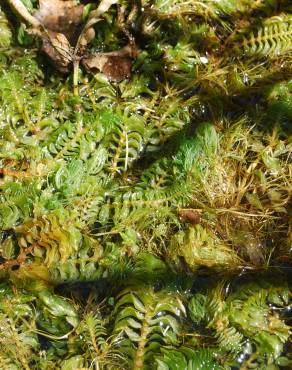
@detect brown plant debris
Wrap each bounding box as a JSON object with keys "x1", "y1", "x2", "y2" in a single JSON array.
[
  {"x1": 34, "y1": 0, "x2": 84, "y2": 42},
  {"x1": 7, "y1": 0, "x2": 136, "y2": 81},
  {"x1": 82, "y1": 44, "x2": 138, "y2": 82},
  {"x1": 40, "y1": 30, "x2": 74, "y2": 73}
]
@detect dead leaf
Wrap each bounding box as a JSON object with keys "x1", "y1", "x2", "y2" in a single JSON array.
[
  {"x1": 41, "y1": 30, "x2": 73, "y2": 73},
  {"x1": 82, "y1": 44, "x2": 137, "y2": 82},
  {"x1": 82, "y1": 54, "x2": 132, "y2": 82},
  {"x1": 33, "y1": 0, "x2": 84, "y2": 73},
  {"x1": 78, "y1": 26, "x2": 96, "y2": 52},
  {"x1": 34, "y1": 0, "x2": 84, "y2": 42}
]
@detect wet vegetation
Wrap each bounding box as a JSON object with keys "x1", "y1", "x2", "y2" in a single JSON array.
[{"x1": 0, "y1": 0, "x2": 291, "y2": 369}]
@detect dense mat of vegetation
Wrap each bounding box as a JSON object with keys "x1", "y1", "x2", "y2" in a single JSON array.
[{"x1": 0, "y1": 1, "x2": 291, "y2": 369}]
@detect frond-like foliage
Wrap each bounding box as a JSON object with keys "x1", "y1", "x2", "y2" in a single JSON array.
[
  {"x1": 188, "y1": 279, "x2": 292, "y2": 367},
  {"x1": 105, "y1": 111, "x2": 146, "y2": 174},
  {"x1": 112, "y1": 285, "x2": 186, "y2": 369},
  {"x1": 67, "y1": 312, "x2": 126, "y2": 369},
  {"x1": 226, "y1": 281, "x2": 291, "y2": 357},
  {"x1": 155, "y1": 347, "x2": 222, "y2": 370},
  {"x1": 15, "y1": 209, "x2": 82, "y2": 267},
  {"x1": 0, "y1": 181, "x2": 40, "y2": 230},
  {"x1": 44, "y1": 113, "x2": 105, "y2": 162},
  {"x1": 0, "y1": 282, "x2": 79, "y2": 369},
  {"x1": 233, "y1": 15, "x2": 292, "y2": 57}
]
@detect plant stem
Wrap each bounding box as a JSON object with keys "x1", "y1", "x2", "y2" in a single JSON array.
[
  {"x1": 73, "y1": 60, "x2": 80, "y2": 96},
  {"x1": 133, "y1": 309, "x2": 152, "y2": 370},
  {"x1": 7, "y1": 0, "x2": 40, "y2": 27}
]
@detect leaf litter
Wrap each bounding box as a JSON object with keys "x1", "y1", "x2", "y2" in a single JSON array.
[{"x1": 8, "y1": 0, "x2": 137, "y2": 82}]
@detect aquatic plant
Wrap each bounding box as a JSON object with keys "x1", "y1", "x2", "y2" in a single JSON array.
[{"x1": 0, "y1": 1, "x2": 291, "y2": 369}]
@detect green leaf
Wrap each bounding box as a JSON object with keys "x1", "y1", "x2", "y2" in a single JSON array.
[
  {"x1": 246, "y1": 193, "x2": 263, "y2": 210},
  {"x1": 17, "y1": 23, "x2": 34, "y2": 46},
  {"x1": 189, "y1": 293, "x2": 207, "y2": 323},
  {"x1": 61, "y1": 355, "x2": 85, "y2": 370},
  {"x1": 276, "y1": 357, "x2": 292, "y2": 366},
  {"x1": 38, "y1": 290, "x2": 79, "y2": 326}
]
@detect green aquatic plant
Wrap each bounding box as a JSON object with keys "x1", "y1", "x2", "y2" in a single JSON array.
[
  {"x1": 188, "y1": 278, "x2": 292, "y2": 369},
  {"x1": 0, "y1": 0, "x2": 291, "y2": 368},
  {"x1": 155, "y1": 347, "x2": 222, "y2": 370},
  {"x1": 112, "y1": 285, "x2": 185, "y2": 369},
  {"x1": 233, "y1": 15, "x2": 292, "y2": 57}
]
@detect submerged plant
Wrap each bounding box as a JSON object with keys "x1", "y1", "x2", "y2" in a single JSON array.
[{"x1": 0, "y1": 0, "x2": 291, "y2": 368}]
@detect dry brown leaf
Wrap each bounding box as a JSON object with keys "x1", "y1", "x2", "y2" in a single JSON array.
[
  {"x1": 82, "y1": 54, "x2": 132, "y2": 82},
  {"x1": 41, "y1": 30, "x2": 73, "y2": 73},
  {"x1": 33, "y1": 0, "x2": 84, "y2": 73},
  {"x1": 82, "y1": 44, "x2": 137, "y2": 82},
  {"x1": 77, "y1": 26, "x2": 96, "y2": 52},
  {"x1": 34, "y1": 0, "x2": 84, "y2": 42}
]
